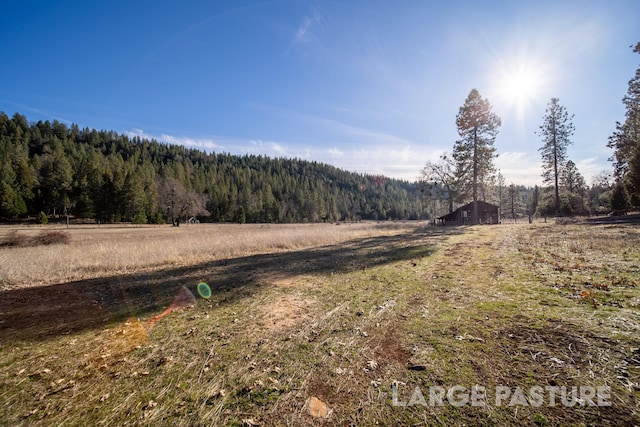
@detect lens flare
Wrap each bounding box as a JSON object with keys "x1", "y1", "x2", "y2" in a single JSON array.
[
  {"x1": 149, "y1": 285, "x2": 196, "y2": 324},
  {"x1": 197, "y1": 282, "x2": 212, "y2": 299}
]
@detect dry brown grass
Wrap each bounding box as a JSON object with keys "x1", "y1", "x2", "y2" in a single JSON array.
[
  {"x1": 0, "y1": 230, "x2": 70, "y2": 248},
  {"x1": 0, "y1": 222, "x2": 414, "y2": 290}
]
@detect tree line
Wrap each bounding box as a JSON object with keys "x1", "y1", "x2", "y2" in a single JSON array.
[
  {"x1": 421, "y1": 42, "x2": 640, "y2": 221},
  {"x1": 0, "y1": 113, "x2": 425, "y2": 223}
]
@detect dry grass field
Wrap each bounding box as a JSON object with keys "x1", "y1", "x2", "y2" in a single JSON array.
[
  {"x1": 0, "y1": 221, "x2": 639, "y2": 426},
  {"x1": 0, "y1": 222, "x2": 412, "y2": 290}
]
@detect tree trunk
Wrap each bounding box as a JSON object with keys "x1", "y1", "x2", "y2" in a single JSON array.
[
  {"x1": 552, "y1": 119, "x2": 560, "y2": 215},
  {"x1": 472, "y1": 128, "x2": 479, "y2": 225}
]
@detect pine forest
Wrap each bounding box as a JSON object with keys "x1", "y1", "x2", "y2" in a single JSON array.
[{"x1": 0, "y1": 112, "x2": 425, "y2": 224}]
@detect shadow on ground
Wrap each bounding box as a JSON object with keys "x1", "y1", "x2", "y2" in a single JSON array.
[
  {"x1": 584, "y1": 213, "x2": 640, "y2": 225},
  {"x1": 0, "y1": 226, "x2": 466, "y2": 343}
]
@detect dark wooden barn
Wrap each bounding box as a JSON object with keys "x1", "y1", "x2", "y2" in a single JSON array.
[{"x1": 437, "y1": 201, "x2": 499, "y2": 225}]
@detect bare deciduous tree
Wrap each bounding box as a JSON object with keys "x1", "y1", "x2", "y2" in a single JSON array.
[
  {"x1": 159, "y1": 177, "x2": 208, "y2": 226},
  {"x1": 419, "y1": 153, "x2": 463, "y2": 215}
]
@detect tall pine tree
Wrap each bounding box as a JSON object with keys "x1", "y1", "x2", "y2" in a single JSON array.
[
  {"x1": 608, "y1": 42, "x2": 640, "y2": 206},
  {"x1": 537, "y1": 98, "x2": 575, "y2": 215},
  {"x1": 453, "y1": 89, "x2": 501, "y2": 224}
]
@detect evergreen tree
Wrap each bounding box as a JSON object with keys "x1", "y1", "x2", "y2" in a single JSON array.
[
  {"x1": 0, "y1": 135, "x2": 29, "y2": 219},
  {"x1": 611, "y1": 182, "x2": 629, "y2": 214},
  {"x1": 453, "y1": 89, "x2": 501, "y2": 224},
  {"x1": 38, "y1": 138, "x2": 73, "y2": 217},
  {"x1": 537, "y1": 98, "x2": 575, "y2": 215},
  {"x1": 588, "y1": 171, "x2": 613, "y2": 215},
  {"x1": 559, "y1": 160, "x2": 587, "y2": 214},
  {"x1": 608, "y1": 42, "x2": 640, "y2": 205},
  {"x1": 0, "y1": 181, "x2": 27, "y2": 219},
  {"x1": 497, "y1": 172, "x2": 505, "y2": 221},
  {"x1": 507, "y1": 183, "x2": 518, "y2": 222},
  {"x1": 527, "y1": 185, "x2": 540, "y2": 219}
]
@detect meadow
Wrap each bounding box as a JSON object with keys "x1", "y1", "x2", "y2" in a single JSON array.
[
  {"x1": 0, "y1": 221, "x2": 638, "y2": 426},
  {"x1": 0, "y1": 222, "x2": 412, "y2": 290}
]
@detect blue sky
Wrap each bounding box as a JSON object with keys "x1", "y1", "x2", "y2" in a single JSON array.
[{"x1": 1, "y1": 0, "x2": 638, "y2": 185}]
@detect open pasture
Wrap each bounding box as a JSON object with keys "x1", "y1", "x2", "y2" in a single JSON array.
[
  {"x1": 0, "y1": 222, "x2": 413, "y2": 290},
  {"x1": 0, "y1": 221, "x2": 639, "y2": 426}
]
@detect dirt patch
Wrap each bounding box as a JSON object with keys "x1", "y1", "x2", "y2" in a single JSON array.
[
  {"x1": 373, "y1": 330, "x2": 411, "y2": 369},
  {"x1": 259, "y1": 293, "x2": 316, "y2": 333},
  {"x1": 308, "y1": 376, "x2": 338, "y2": 404}
]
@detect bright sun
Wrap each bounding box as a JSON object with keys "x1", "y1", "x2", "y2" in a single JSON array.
[
  {"x1": 502, "y1": 69, "x2": 539, "y2": 105},
  {"x1": 490, "y1": 56, "x2": 548, "y2": 117}
]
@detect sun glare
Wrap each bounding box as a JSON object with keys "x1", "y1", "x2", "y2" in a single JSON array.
[
  {"x1": 502, "y1": 68, "x2": 539, "y2": 105},
  {"x1": 489, "y1": 55, "x2": 548, "y2": 118}
]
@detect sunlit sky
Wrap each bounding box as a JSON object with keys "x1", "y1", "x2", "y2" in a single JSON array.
[{"x1": 1, "y1": 0, "x2": 638, "y2": 185}]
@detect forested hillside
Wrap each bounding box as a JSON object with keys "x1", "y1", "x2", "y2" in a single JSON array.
[{"x1": 0, "y1": 113, "x2": 425, "y2": 223}]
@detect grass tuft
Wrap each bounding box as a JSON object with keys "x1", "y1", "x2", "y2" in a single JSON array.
[
  {"x1": 31, "y1": 230, "x2": 71, "y2": 246},
  {"x1": 1, "y1": 230, "x2": 70, "y2": 247}
]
